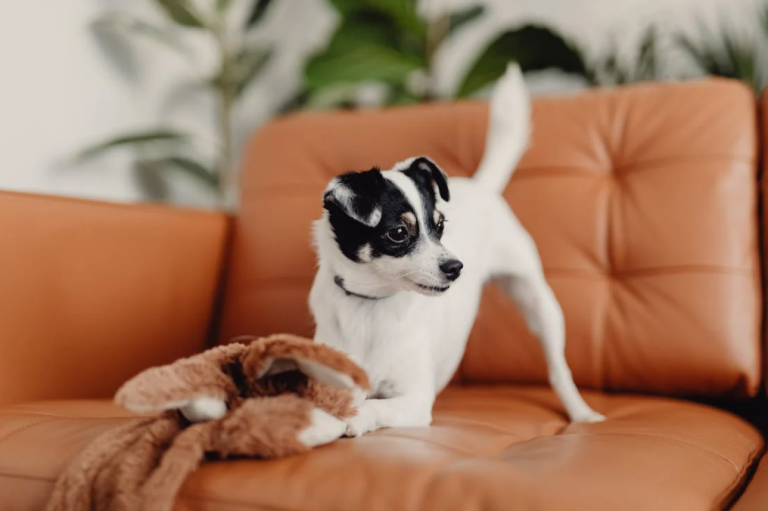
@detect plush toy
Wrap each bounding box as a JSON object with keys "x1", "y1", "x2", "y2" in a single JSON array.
[{"x1": 45, "y1": 334, "x2": 370, "y2": 511}]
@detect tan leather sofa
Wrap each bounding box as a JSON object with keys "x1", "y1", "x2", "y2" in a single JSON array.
[{"x1": 1, "y1": 78, "x2": 767, "y2": 510}]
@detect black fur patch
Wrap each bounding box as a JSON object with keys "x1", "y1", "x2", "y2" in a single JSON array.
[
  {"x1": 323, "y1": 168, "x2": 385, "y2": 226},
  {"x1": 324, "y1": 168, "x2": 420, "y2": 262},
  {"x1": 401, "y1": 157, "x2": 448, "y2": 240}
]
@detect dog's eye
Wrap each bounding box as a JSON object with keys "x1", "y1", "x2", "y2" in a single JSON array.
[
  {"x1": 435, "y1": 216, "x2": 445, "y2": 237},
  {"x1": 385, "y1": 226, "x2": 408, "y2": 243}
]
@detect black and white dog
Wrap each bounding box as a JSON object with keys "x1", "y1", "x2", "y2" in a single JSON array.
[
  {"x1": 178, "y1": 64, "x2": 603, "y2": 445},
  {"x1": 310, "y1": 64, "x2": 604, "y2": 437}
]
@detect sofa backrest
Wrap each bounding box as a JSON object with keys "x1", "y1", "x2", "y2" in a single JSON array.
[
  {"x1": 0, "y1": 192, "x2": 228, "y2": 406},
  {"x1": 219, "y1": 79, "x2": 762, "y2": 399}
]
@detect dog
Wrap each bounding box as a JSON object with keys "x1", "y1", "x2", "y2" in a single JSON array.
[
  {"x1": 178, "y1": 64, "x2": 604, "y2": 437},
  {"x1": 309, "y1": 63, "x2": 605, "y2": 437}
]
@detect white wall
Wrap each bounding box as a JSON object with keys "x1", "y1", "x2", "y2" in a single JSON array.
[{"x1": 0, "y1": 0, "x2": 759, "y2": 208}]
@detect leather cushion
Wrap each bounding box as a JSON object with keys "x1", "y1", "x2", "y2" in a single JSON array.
[
  {"x1": 0, "y1": 387, "x2": 761, "y2": 511},
  {"x1": 219, "y1": 79, "x2": 761, "y2": 398},
  {"x1": 0, "y1": 191, "x2": 229, "y2": 407}
]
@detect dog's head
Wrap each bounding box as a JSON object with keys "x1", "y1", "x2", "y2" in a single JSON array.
[{"x1": 322, "y1": 156, "x2": 463, "y2": 296}]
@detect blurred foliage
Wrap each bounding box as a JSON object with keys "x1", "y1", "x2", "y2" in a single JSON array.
[
  {"x1": 676, "y1": 6, "x2": 768, "y2": 94},
  {"x1": 298, "y1": 0, "x2": 596, "y2": 107},
  {"x1": 296, "y1": 1, "x2": 675, "y2": 109},
  {"x1": 581, "y1": 26, "x2": 661, "y2": 86},
  {"x1": 83, "y1": 0, "x2": 768, "y2": 205},
  {"x1": 456, "y1": 24, "x2": 589, "y2": 97},
  {"x1": 80, "y1": 0, "x2": 277, "y2": 207}
]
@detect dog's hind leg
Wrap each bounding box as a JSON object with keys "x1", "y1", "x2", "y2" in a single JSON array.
[{"x1": 490, "y1": 211, "x2": 605, "y2": 423}]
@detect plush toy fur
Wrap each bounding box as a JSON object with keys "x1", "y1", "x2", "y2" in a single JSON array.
[{"x1": 45, "y1": 334, "x2": 370, "y2": 511}]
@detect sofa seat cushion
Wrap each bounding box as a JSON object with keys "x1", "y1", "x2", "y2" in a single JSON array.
[{"x1": 0, "y1": 387, "x2": 762, "y2": 511}]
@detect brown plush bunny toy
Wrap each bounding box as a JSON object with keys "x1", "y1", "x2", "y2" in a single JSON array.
[{"x1": 45, "y1": 334, "x2": 370, "y2": 511}]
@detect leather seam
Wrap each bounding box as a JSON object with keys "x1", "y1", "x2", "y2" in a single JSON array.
[
  {"x1": 0, "y1": 412, "x2": 135, "y2": 420},
  {"x1": 177, "y1": 492, "x2": 326, "y2": 511},
  {"x1": 714, "y1": 444, "x2": 765, "y2": 510},
  {"x1": 549, "y1": 266, "x2": 754, "y2": 279},
  {"x1": 0, "y1": 470, "x2": 53, "y2": 482},
  {"x1": 0, "y1": 416, "x2": 133, "y2": 448},
  {"x1": 512, "y1": 155, "x2": 753, "y2": 179},
  {"x1": 0, "y1": 419, "x2": 60, "y2": 448},
  {"x1": 559, "y1": 430, "x2": 746, "y2": 471},
  {"x1": 617, "y1": 155, "x2": 754, "y2": 177},
  {"x1": 373, "y1": 433, "x2": 516, "y2": 456},
  {"x1": 0, "y1": 189, "x2": 228, "y2": 222}
]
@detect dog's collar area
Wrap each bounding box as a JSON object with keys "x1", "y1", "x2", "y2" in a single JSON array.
[{"x1": 333, "y1": 275, "x2": 390, "y2": 300}]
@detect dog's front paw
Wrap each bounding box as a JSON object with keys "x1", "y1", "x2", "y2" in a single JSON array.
[
  {"x1": 298, "y1": 408, "x2": 347, "y2": 447},
  {"x1": 344, "y1": 404, "x2": 378, "y2": 437}
]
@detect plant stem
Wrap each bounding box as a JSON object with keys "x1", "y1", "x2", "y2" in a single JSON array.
[
  {"x1": 424, "y1": 11, "x2": 449, "y2": 101},
  {"x1": 213, "y1": 21, "x2": 236, "y2": 210},
  {"x1": 218, "y1": 81, "x2": 235, "y2": 208}
]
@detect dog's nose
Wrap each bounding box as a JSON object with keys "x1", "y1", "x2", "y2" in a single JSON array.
[{"x1": 440, "y1": 259, "x2": 464, "y2": 281}]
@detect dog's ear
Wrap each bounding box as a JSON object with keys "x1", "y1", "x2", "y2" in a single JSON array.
[
  {"x1": 323, "y1": 169, "x2": 386, "y2": 227},
  {"x1": 405, "y1": 156, "x2": 450, "y2": 202}
]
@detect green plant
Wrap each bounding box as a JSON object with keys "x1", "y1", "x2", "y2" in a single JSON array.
[
  {"x1": 580, "y1": 26, "x2": 662, "y2": 86},
  {"x1": 677, "y1": 7, "x2": 768, "y2": 93},
  {"x1": 299, "y1": 0, "x2": 589, "y2": 107},
  {"x1": 78, "y1": 0, "x2": 277, "y2": 208}
]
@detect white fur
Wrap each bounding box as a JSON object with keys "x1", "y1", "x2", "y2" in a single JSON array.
[
  {"x1": 310, "y1": 63, "x2": 604, "y2": 437},
  {"x1": 298, "y1": 408, "x2": 347, "y2": 447}
]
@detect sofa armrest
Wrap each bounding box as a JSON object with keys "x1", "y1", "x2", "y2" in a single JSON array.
[{"x1": 0, "y1": 190, "x2": 229, "y2": 406}]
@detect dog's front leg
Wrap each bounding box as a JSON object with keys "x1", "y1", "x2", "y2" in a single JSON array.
[{"x1": 344, "y1": 392, "x2": 434, "y2": 437}]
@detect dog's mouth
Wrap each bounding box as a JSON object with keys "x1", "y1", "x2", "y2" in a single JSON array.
[{"x1": 412, "y1": 282, "x2": 450, "y2": 294}]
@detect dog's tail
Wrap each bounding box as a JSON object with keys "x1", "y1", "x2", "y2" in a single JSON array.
[{"x1": 472, "y1": 62, "x2": 531, "y2": 195}]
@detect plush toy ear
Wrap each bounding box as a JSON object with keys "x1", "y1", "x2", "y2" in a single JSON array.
[
  {"x1": 245, "y1": 335, "x2": 371, "y2": 391},
  {"x1": 115, "y1": 343, "x2": 247, "y2": 415},
  {"x1": 256, "y1": 356, "x2": 358, "y2": 390},
  {"x1": 323, "y1": 168, "x2": 387, "y2": 227},
  {"x1": 402, "y1": 156, "x2": 451, "y2": 202}
]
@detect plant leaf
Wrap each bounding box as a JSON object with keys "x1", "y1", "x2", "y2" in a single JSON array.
[
  {"x1": 369, "y1": 0, "x2": 426, "y2": 37},
  {"x1": 155, "y1": 0, "x2": 205, "y2": 28},
  {"x1": 276, "y1": 90, "x2": 310, "y2": 114},
  {"x1": 91, "y1": 12, "x2": 193, "y2": 58},
  {"x1": 134, "y1": 157, "x2": 219, "y2": 196},
  {"x1": 77, "y1": 130, "x2": 188, "y2": 160},
  {"x1": 327, "y1": 0, "x2": 426, "y2": 36},
  {"x1": 636, "y1": 26, "x2": 657, "y2": 80},
  {"x1": 457, "y1": 24, "x2": 588, "y2": 97},
  {"x1": 133, "y1": 160, "x2": 171, "y2": 201},
  {"x1": 387, "y1": 83, "x2": 419, "y2": 105},
  {"x1": 246, "y1": 0, "x2": 275, "y2": 27},
  {"x1": 164, "y1": 157, "x2": 220, "y2": 187},
  {"x1": 216, "y1": 0, "x2": 235, "y2": 12},
  {"x1": 677, "y1": 26, "x2": 761, "y2": 91},
  {"x1": 211, "y1": 45, "x2": 272, "y2": 96},
  {"x1": 328, "y1": 0, "x2": 363, "y2": 15},
  {"x1": 448, "y1": 4, "x2": 484, "y2": 35},
  {"x1": 305, "y1": 13, "x2": 425, "y2": 91},
  {"x1": 234, "y1": 46, "x2": 272, "y2": 96},
  {"x1": 304, "y1": 83, "x2": 361, "y2": 110}
]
